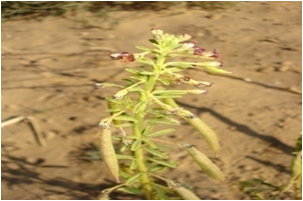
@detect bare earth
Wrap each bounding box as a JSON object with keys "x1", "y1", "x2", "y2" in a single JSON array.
[{"x1": 1, "y1": 2, "x2": 302, "y2": 200}]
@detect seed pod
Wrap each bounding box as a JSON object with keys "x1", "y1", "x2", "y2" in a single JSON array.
[
  {"x1": 99, "y1": 128, "x2": 120, "y2": 183},
  {"x1": 97, "y1": 190, "x2": 110, "y2": 200},
  {"x1": 163, "y1": 98, "x2": 220, "y2": 154},
  {"x1": 181, "y1": 143, "x2": 225, "y2": 182},
  {"x1": 186, "y1": 117, "x2": 220, "y2": 154},
  {"x1": 170, "y1": 182, "x2": 201, "y2": 200}
]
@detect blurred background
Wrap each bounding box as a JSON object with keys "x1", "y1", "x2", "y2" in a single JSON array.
[{"x1": 1, "y1": 1, "x2": 302, "y2": 200}]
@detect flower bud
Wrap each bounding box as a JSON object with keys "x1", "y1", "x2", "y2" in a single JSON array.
[
  {"x1": 113, "y1": 89, "x2": 128, "y2": 100},
  {"x1": 109, "y1": 52, "x2": 135, "y2": 62},
  {"x1": 151, "y1": 28, "x2": 164, "y2": 40},
  {"x1": 177, "y1": 33, "x2": 193, "y2": 42}
]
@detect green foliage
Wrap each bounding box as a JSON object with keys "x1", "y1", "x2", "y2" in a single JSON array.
[
  {"x1": 239, "y1": 135, "x2": 302, "y2": 200},
  {"x1": 97, "y1": 29, "x2": 229, "y2": 199}
]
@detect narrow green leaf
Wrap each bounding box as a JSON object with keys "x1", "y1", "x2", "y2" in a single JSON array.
[
  {"x1": 140, "y1": 71, "x2": 155, "y2": 75},
  {"x1": 149, "y1": 165, "x2": 167, "y2": 173},
  {"x1": 122, "y1": 78, "x2": 135, "y2": 85},
  {"x1": 135, "y1": 46, "x2": 152, "y2": 52},
  {"x1": 148, "y1": 158, "x2": 178, "y2": 168},
  {"x1": 158, "y1": 79, "x2": 171, "y2": 85},
  {"x1": 146, "y1": 129, "x2": 175, "y2": 137},
  {"x1": 147, "y1": 118, "x2": 180, "y2": 125},
  {"x1": 130, "y1": 159, "x2": 138, "y2": 170},
  {"x1": 120, "y1": 145, "x2": 130, "y2": 152},
  {"x1": 154, "y1": 95, "x2": 183, "y2": 99},
  {"x1": 142, "y1": 125, "x2": 154, "y2": 136},
  {"x1": 142, "y1": 139, "x2": 158, "y2": 149},
  {"x1": 130, "y1": 139, "x2": 142, "y2": 151},
  {"x1": 114, "y1": 115, "x2": 138, "y2": 123},
  {"x1": 125, "y1": 173, "x2": 144, "y2": 186},
  {"x1": 106, "y1": 97, "x2": 124, "y2": 105},
  {"x1": 106, "y1": 108, "x2": 122, "y2": 113},
  {"x1": 203, "y1": 66, "x2": 231, "y2": 74},
  {"x1": 125, "y1": 68, "x2": 141, "y2": 75},
  {"x1": 137, "y1": 57, "x2": 155, "y2": 66},
  {"x1": 117, "y1": 187, "x2": 142, "y2": 195},
  {"x1": 120, "y1": 171, "x2": 132, "y2": 179},
  {"x1": 153, "y1": 90, "x2": 188, "y2": 95},
  {"x1": 145, "y1": 147, "x2": 168, "y2": 159},
  {"x1": 133, "y1": 101, "x2": 147, "y2": 113}
]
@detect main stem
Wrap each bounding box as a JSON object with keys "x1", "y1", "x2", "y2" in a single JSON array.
[{"x1": 132, "y1": 54, "x2": 166, "y2": 199}]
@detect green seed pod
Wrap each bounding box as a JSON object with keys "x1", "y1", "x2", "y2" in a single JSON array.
[
  {"x1": 170, "y1": 182, "x2": 201, "y2": 200},
  {"x1": 99, "y1": 128, "x2": 120, "y2": 183},
  {"x1": 186, "y1": 117, "x2": 220, "y2": 154},
  {"x1": 181, "y1": 143, "x2": 225, "y2": 182},
  {"x1": 163, "y1": 98, "x2": 220, "y2": 154}
]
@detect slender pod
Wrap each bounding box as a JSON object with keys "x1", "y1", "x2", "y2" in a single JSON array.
[
  {"x1": 169, "y1": 181, "x2": 201, "y2": 200},
  {"x1": 164, "y1": 98, "x2": 220, "y2": 154},
  {"x1": 187, "y1": 117, "x2": 220, "y2": 154},
  {"x1": 99, "y1": 128, "x2": 120, "y2": 183},
  {"x1": 181, "y1": 143, "x2": 225, "y2": 181}
]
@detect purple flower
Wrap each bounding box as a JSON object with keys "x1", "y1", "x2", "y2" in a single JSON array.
[{"x1": 109, "y1": 52, "x2": 135, "y2": 62}]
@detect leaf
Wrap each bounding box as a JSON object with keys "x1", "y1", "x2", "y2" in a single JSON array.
[
  {"x1": 148, "y1": 158, "x2": 178, "y2": 168},
  {"x1": 125, "y1": 68, "x2": 141, "y2": 75},
  {"x1": 120, "y1": 145, "x2": 130, "y2": 152},
  {"x1": 145, "y1": 147, "x2": 168, "y2": 159},
  {"x1": 117, "y1": 187, "x2": 142, "y2": 195},
  {"x1": 158, "y1": 79, "x2": 171, "y2": 85},
  {"x1": 203, "y1": 66, "x2": 231, "y2": 74},
  {"x1": 146, "y1": 129, "x2": 175, "y2": 137},
  {"x1": 154, "y1": 95, "x2": 183, "y2": 99},
  {"x1": 147, "y1": 118, "x2": 180, "y2": 125},
  {"x1": 130, "y1": 159, "x2": 138, "y2": 170},
  {"x1": 135, "y1": 46, "x2": 152, "y2": 52},
  {"x1": 149, "y1": 165, "x2": 167, "y2": 173},
  {"x1": 153, "y1": 185, "x2": 171, "y2": 200},
  {"x1": 153, "y1": 90, "x2": 188, "y2": 95},
  {"x1": 125, "y1": 173, "x2": 144, "y2": 186},
  {"x1": 106, "y1": 97, "x2": 124, "y2": 105},
  {"x1": 114, "y1": 115, "x2": 138, "y2": 123},
  {"x1": 133, "y1": 101, "x2": 147, "y2": 113},
  {"x1": 130, "y1": 139, "x2": 142, "y2": 151},
  {"x1": 122, "y1": 78, "x2": 135, "y2": 85},
  {"x1": 142, "y1": 139, "x2": 158, "y2": 149},
  {"x1": 142, "y1": 125, "x2": 154, "y2": 136},
  {"x1": 140, "y1": 71, "x2": 155, "y2": 75}
]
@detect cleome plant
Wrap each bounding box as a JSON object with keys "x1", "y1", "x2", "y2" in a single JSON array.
[{"x1": 96, "y1": 29, "x2": 230, "y2": 200}]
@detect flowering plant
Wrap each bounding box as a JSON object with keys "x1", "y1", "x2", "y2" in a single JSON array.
[{"x1": 96, "y1": 29, "x2": 230, "y2": 200}]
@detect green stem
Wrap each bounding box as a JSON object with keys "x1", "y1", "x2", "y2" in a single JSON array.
[{"x1": 131, "y1": 54, "x2": 166, "y2": 199}]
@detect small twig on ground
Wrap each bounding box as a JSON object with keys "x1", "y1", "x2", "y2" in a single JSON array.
[{"x1": 1, "y1": 116, "x2": 47, "y2": 147}]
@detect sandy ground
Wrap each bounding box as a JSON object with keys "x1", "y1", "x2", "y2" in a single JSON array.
[{"x1": 1, "y1": 1, "x2": 302, "y2": 200}]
